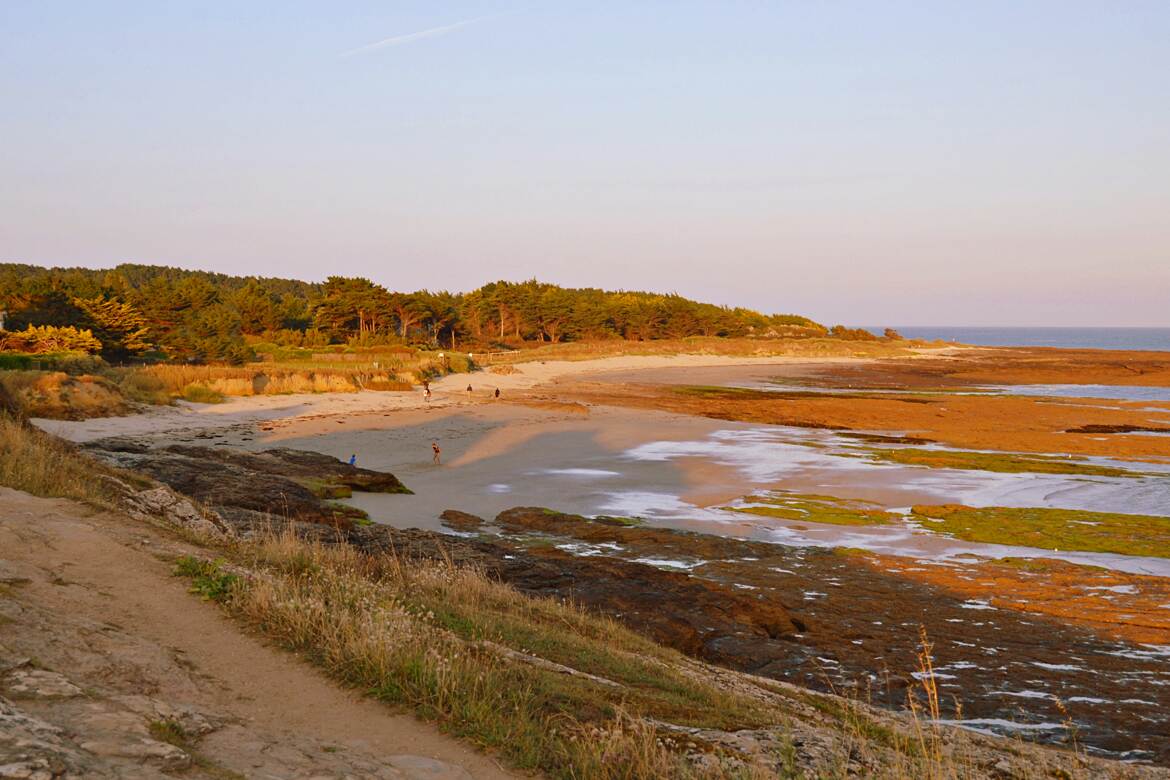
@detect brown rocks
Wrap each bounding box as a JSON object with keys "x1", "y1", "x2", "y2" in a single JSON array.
[
  {"x1": 438, "y1": 510, "x2": 484, "y2": 533},
  {"x1": 83, "y1": 441, "x2": 410, "y2": 529},
  {"x1": 163, "y1": 445, "x2": 412, "y2": 494}
]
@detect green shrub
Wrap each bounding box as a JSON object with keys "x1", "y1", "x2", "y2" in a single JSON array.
[
  {"x1": 173, "y1": 556, "x2": 240, "y2": 603},
  {"x1": 0, "y1": 325, "x2": 102, "y2": 354},
  {"x1": 115, "y1": 371, "x2": 173, "y2": 405},
  {"x1": 181, "y1": 383, "x2": 225, "y2": 404}
]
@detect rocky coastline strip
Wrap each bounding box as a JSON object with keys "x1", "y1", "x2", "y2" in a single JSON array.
[{"x1": 78, "y1": 437, "x2": 1170, "y2": 768}]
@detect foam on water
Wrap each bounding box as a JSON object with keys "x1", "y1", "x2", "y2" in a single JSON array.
[
  {"x1": 539, "y1": 468, "x2": 621, "y2": 477},
  {"x1": 593, "y1": 423, "x2": 1170, "y2": 575},
  {"x1": 936, "y1": 718, "x2": 1068, "y2": 736}
]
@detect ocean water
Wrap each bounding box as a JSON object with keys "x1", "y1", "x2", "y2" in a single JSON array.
[{"x1": 862, "y1": 327, "x2": 1170, "y2": 351}]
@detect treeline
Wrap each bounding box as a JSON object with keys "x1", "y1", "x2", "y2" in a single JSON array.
[{"x1": 0, "y1": 263, "x2": 845, "y2": 364}]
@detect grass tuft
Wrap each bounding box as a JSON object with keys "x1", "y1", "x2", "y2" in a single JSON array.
[{"x1": 173, "y1": 556, "x2": 240, "y2": 602}]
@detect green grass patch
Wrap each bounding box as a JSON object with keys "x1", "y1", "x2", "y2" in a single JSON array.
[
  {"x1": 866, "y1": 447, "x2": 1143, "y2": 478},
  {"x1": 724, "y1": 492, "x2": 895, "y2": 526},
  {"x1": 173, "y1": 556, "x2": 240, "y2": 602},
  {"x1": 292, "y1": 477, "x2": 353, "y2": 499},
  {"x1": 911, "y1": 504, "x2": 1170, "y2": 558},
  {"x1": 592, "y1": 515, "x2": 644, "y2": 527}
]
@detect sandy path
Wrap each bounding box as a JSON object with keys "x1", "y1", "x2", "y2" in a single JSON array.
[{"x1": 0, "y1": 487, "x2": 517, "y2": 779}]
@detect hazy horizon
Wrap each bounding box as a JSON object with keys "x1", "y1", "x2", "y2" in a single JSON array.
[{"x1": 3, "y1": 3, "x2": 1167, "y2": 327}]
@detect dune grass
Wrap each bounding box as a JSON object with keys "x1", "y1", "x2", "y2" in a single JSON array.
[
  {"x1": 0, "y1": 413, "x2": 120, "y2": 504},
  {"x1": 911, "y1": 504, "x2": 1170, "y2": 558},
  {"x1": 166, "y1": 528, "x2": 1101, "y2": 779},
  {"x1": 0, "y1": 370, "x2": 132, "y2": 419},
  {"x1": 178, "y1": 533, "x2": 783, "y2": 778},
  {"x1": 492, "y1": 337, "x2": 914, "y2": 365}
]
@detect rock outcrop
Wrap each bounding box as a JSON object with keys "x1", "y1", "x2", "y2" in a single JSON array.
[{"x1": 83, "y1": 440, "x2": 409, "y2": 530}]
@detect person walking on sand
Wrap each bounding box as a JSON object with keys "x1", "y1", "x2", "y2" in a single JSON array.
[
  {"x1": 494, "y1": 387, "x2": 500, "y2": 399},
  {"x1": 432, "y1": 441, "x2": 441, "y2": 465},
  {"x1": 466, "y1": 383, "x2": 473, "y2": 400}
]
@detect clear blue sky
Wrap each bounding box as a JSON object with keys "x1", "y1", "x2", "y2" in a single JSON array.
[{"x1": 2, "y1": 2, "x2": 1167, "y2": 326}]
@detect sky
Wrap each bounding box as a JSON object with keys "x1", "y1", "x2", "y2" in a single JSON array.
[{"x1": 1, "y1": 2, "x2": 1167, "y2": 327}]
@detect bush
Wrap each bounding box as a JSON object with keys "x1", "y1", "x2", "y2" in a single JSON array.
[
  {"x1": 173, "y1": 556, "x2": 240, "y2": 603},
  {"x1": 0, "y1": 371, "x2": 131, "y2": 420},
  {"x1": 114, "y1": 371, "x2": 173, "y2": 405},
  {"x1": 0, "y1": 325, "x2": 102, "y2": 354},
  {"x1": 181, "y1": 383, "x2": 226, "y2": 404},
  {"x1": 0, "y1": 352, "x2": 105, "y2": 373},
  {"x1": 830, "y1": 325, "x2": 879, "y2": 341}
]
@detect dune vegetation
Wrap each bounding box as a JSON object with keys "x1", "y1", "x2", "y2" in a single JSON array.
[{"x1": 0, "y1": 413, "x2": 123, "y2": 504}]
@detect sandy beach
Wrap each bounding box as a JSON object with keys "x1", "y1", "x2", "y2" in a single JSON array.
[{"x1": 37, "y1": 349, "x2": 1170, "y2": 573}]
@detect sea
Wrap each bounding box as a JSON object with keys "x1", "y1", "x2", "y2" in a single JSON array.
[{"x1": 861, "y1": 327, "x2": 1170, "y2": 352}]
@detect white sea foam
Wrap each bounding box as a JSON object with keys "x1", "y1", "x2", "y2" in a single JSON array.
[
  {"x1": 631, "y1": 557, "x2": 706, "y2": 570},
  {"x1": 541, "y1": 468, "x2": 621, "y2": 477},
  {"x1": 936, "y1": 718, "x2": 1067, "y2": 736},
  {"x1": 988, "y1": 690, "x2": 1053, "y2": 700},
  {"x1": 1032, "y1": 662, "x2": 1084, "y2": 671}
]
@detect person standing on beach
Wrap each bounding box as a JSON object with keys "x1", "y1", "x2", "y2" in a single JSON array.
[
  {"x1": 432, "y1": 441, "x2": 441, "y2": 465},
  {"x1": 494, "y1": 387, "x2": 500, "y2": 399},
  {"x1": 348, "y1": 454, "x2": 356, "y2": 466},
  {"x1": 466, "y1": 383, "x2": 473, "y2": 400}
]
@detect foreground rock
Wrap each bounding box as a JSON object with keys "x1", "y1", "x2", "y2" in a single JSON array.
[
  {"x1": 0, "y1": 488, "x2": 500, "y2": 780},
  {"x1": 433, "y1": 508, "x2": 1170, "y2": 766},
  {"x1": 83, "y1": 439, "x2": 409, "y2": 530}
]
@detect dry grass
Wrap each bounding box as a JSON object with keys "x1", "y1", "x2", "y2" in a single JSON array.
[
  {"x1": 186, "y1": 531, "x2": 780, "y2": 778},
  {"x1": 168, "y1": 529, "x2": 1106, "y2": 779},
  {"x1": 135, "y1": 364, "x2": 413, "y2": 397},
  {"x1": 490, "y1": 337, "x2": 915, "y2": 365},
  {"x1": 0, "y1": 370, "x2": 131, "y2": 419},
  {"x1": 0, "y1": 413, "x2": 118, "y2": 504}
]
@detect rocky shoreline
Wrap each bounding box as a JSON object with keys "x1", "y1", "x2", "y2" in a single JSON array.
[{"x1": 79, "y1": 437, "x2": 1170, "y2": 768}]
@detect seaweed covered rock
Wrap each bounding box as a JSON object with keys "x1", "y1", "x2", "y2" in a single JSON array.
[{"x1": 83, "y1": 441, "x2": 407, "y2": 528}]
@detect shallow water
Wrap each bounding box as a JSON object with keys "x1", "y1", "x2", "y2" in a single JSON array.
[
  {"x1": 986, "y1": 384, "x2": 1170, "y2": 403},
  {"x1": 736, "y1": 378, "x2": 1170, "y2": 404},
  {"x1": 598, "y1": 426, "x2": 1170, "y2": 575}
]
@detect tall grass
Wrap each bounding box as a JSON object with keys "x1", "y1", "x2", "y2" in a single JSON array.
[
  {"x1": 0, "y1": 370, "x2": 131, "y2": 419},
  {"x1": 131, "y1": 364, "x2": 416, "y2": 398},
  {"x1": 490, "y1": 337, "x2": 915, "y2": 365},
  {"x1": 186, "y1": 531, "x2": 778, "y2": 779},
  {"x1": 171, "y1": 530, "x2": 1101, "y2": 779},
  {"x1": 0, "y1": 413, "x2": 116, "y2": 504}
]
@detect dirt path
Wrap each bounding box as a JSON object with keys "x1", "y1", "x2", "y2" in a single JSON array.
[{"x1": 0, "y1": 487, "x2": 519, "y2": 779}]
